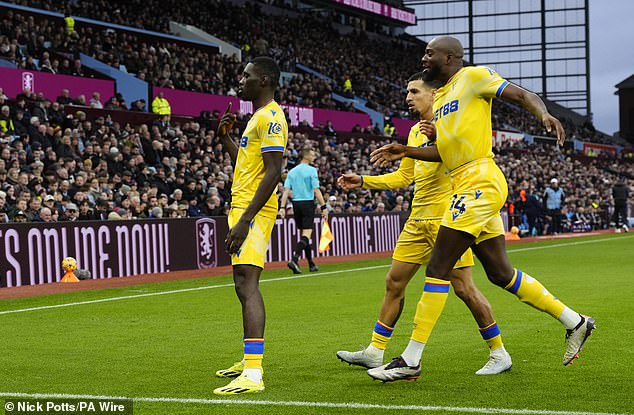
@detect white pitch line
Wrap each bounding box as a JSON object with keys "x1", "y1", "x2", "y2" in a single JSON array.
[
  {"x1": 0, "y1": 265, "x2": 390, "y2": 315},
  {"x1": 0, "y1": 392, "x2": 624, "y2": 415},
  {"x1": 1, "y1": 234, "x2": 632, "y2": 316},
  {"x1": 506, "y1": 234, "x2": 634, "y2": 253}
]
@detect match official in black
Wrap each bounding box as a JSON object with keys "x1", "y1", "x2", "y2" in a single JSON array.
[{"x1": 280, "y1": 148, "x2": 328, "y2": 273}]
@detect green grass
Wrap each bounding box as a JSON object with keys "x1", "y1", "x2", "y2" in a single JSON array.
[{"x1": 1, "y1": 234, "x2": 633, "y2": 415}]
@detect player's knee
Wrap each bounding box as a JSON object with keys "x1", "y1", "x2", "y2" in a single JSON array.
[
  {"x1": 451, "y1": 278, "x2": 469, "y2": 300},
  {"x1": 385, "y1": 272, "x2": 407, "y2": 297},
  {"x1": 485, "y1": 267, "x2": 514, "y2": 287},
  {"x1": 425, "y1": 262, "x2": 449, "y2": 280},
  {"x1": 233, "y1": 274, "x2": 256, "y2": 299}
]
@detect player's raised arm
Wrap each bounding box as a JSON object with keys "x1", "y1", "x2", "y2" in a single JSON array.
[
  {"x1": 500, "y1": 83, "x2": 566, "y2": 146},
  {"x1": 217, "y1": 102, "x2": 239, "y2": 165},
  {"x1": 370, "y1": 143, "x2": 441, "y2": 167},
  {"x1": 337, "y1": 173, "x2": 363, "y2": 190}
]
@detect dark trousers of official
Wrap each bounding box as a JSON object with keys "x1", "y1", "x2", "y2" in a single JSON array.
[
  {"x1": 548, "y1": 209, "x2": 562, "y2": 234},
  {"x1": 612, "y1": 203, "x2": 628, "y2": 227}
]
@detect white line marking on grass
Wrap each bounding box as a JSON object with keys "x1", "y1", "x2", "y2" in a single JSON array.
[
  {"x1": 0, "y1": 265, "x2": 390, "y2": 315},
  {"x1": 0, "y1": 392, "x2": 625, "y2": 415},
  {"x1": 506, "y1": 234, "x2": 634, "y2": 253},
  {"x1": 1, "y1": 234, "x2": 632, "y2": 316}
]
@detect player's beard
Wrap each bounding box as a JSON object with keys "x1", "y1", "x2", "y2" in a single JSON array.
[{"x1": 422, "y1": 65, "x2": 440, "y2": 82}]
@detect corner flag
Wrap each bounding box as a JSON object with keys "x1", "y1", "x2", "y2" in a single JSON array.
[{"x1": 319, "y1": 220, "x2": 334, "y2": 253}]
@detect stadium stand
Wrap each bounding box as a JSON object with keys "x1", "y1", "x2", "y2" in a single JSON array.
[{"x1": 0, "y1": 0, "x2": 631, "y2": 234}]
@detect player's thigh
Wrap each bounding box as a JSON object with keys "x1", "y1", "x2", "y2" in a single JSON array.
[
  {"x1": 392, "y1": 219, "x2": 434, "y2": 265},
  {"x1": 387, "y1": 259, "x2": 421, "y2": 288},
  {"x1": 472, "y1": 234, "x2": 514, "y2": 286},
  {"x1": 448, "y1": 266, "x2": 477, "y2": 295},
  {"x1": 427, "y1": 225, "x2": 475, "y2": 280},
  {"x1": 230, "y1": 212, "x2": 275, "y2": 269}
]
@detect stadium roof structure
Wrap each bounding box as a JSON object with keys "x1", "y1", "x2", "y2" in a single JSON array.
[
  {"x1": 615, "y1": 74, "x2": 634, "y2": 90},
  {"x1": 403, "y1": 0, "x2": 591, "y2": 117}
]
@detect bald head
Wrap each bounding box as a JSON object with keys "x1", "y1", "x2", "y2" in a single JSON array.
[
  {"x1": 429, "y1": 36, "x2": 464, "y2": 59},
  {"x1": 421, "y1": 36, "x2": 465, "y2": 83}
]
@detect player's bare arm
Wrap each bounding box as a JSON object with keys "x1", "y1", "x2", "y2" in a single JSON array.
[
  {"x1": 337, "y1": 173, "x2": 362, "y2": 190},
  {"x1": 225, "y1": 151, "x2": 283, "y2": 254},
  {"x1": 279, "y1": 187, "x2": 291, "y2": 218},
  {"x1": 500, "y1": 83, "x2": 566, "y2": 146},
  {"x1": 217, "y1": 102, "x2": 239, "y2": 165},
  {"x1": 370, "y1": 143, "x2": 441, "y2": 167}
]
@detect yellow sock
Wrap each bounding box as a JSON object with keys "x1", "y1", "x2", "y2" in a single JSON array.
[
  {"x1": 370, "y1": 320, "x2": 394, "y2": 350},
  {"x1": 243, "y1": 338, "x2": 264, "y2": 370},
  {"x1": 479, "y1": 322, "x2": 504, "y2": 350},
  {"x1": 411, "y1": 278, "x2": 450, "y2": 343},
  {"x1": 505, "y1": 269, "x2": 566, "y2": 319}
]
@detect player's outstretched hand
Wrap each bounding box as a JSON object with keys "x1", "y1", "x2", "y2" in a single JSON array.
[
  {"x1": 337, "y1": 174, "x2": 362, "y2": 190},
  {"x1": 542, "y1": 113, "x2": 566, "y2": 146},
  {"x1": 419, "y1": 120, "x2": 436, "y2": 140},
  {"x1": 370, "y1": 143, "x2": 406, "y2": 167},
  {"x1": 225, "y1": 216, "x2": 249, "y2": 255},
  {"x1": 217, "y1": 102, "x2": 236, "y2": 138}
]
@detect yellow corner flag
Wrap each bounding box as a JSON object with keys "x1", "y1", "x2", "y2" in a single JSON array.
[{"x1": 319, "y1": 220, "x2": 334, "y2": 253}]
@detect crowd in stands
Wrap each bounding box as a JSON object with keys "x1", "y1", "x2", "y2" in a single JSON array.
[
  {"x1": 0, "y1": 83, "x2": 632, "y2": 237},
  {"x1": 8, "y1": 0, "x2": 419, "y2": 113},
  {"x1": 0, "y1": 0, "x2": 631, "y2": 233},
  {"x1": 3, "y1": 0, "x2": 617, "y2": 145}
]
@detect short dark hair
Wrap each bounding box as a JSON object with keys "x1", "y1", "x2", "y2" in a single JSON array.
[
  {"x1": 407, "y1": 73, "x2": 442, "y2": 89},
  {"x1": 251, "y1": 56, "x2": 281, "y2": 89}
]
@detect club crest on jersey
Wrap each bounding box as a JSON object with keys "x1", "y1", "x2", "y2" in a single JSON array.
[{"x1": 268, "y1": 122, "x2": 282, "y2": 135}]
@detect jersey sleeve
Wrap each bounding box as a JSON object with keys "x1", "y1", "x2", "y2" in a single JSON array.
[
  {"x1": 470, "y1": 66, "x2": 509, "y2": 99},
  {"x1": 362, "y1": 127, "x2": 418, "y2": 190},
  {"x1": 259, "y1": 114, "x2": 287, "y2": 153},
  {"x1": 311, "y1": 167, "x2": 320, "y2": 189},
  {"x1": 284, "y1": 173, "x2": 291, "y2": 189}
]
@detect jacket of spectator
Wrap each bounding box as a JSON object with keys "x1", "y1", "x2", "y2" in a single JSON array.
[{"x1": 152, "y1": 93, "x2": 171, "y2": 116}]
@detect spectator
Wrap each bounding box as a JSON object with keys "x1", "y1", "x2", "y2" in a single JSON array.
[
  {"x1": 89, "y1": 92, "x2": 103, "y2": 109},
  {"x1": 152, "y1": 92, "x2": 171, "y2": 119},
  {"x1": 35, "y1": 207, "x2": 53, "y2": 222},
  {"x1": 64, "y1": 202, "x2": 79, "y2": 222},
  {"x1": 612, "y1": 178, "x2": 630, "y2": 231},
  {"x1": 13, "y1": 209, "x2": 28, "y2": 223},
  {"x1": 149, "y1": 206, "x2": 163, "y2": 218},
  {"x1": 544, "y1": 178, "x2": 565, "y2": 234},
  {"x1": 130, "y1": 99, "x2": 146, "y2": 112}
]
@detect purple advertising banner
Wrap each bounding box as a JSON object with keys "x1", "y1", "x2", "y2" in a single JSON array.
[
  {"x1": 153, "y1": 87, "x2": 240, "y2": 119},
  {"x1": 332, "y1": 0, "x2": 416, "y2": 24},
  {"x1": 153, "y1": 87, "x2": 372, "y2": 132},
  {"x1": 0, "y1": 212, "x2": 401, "y2": 288},
  {"x1": 392, "y1": 117, "x2": 417, "y2": 138},
  {"x1": 0, "y1": 67, "x2": 115, "y2": 102}
]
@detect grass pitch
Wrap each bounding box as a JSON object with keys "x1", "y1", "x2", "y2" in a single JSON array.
[{"x1": 0, "y1": 234, "x2": 632, "y2": 415}]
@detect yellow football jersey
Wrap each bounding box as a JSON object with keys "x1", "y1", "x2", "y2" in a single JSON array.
[
  {"x1": 363, "y1": 123, "x2": 452, "y2": 219},
  {"x1": 231, "y1": 100, "x2": 288, "y2": 218},
  {"x1": 433, "y1": 66, "x2": 509, "y2": 171}
]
